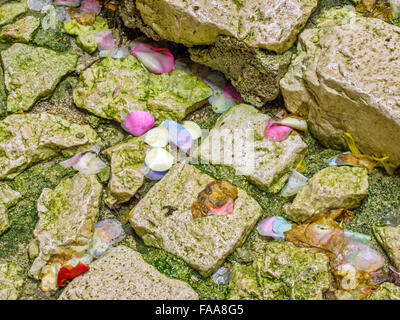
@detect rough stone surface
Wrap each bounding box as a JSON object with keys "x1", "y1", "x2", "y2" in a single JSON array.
[
  {"x1": 280, "y1": 8, "x2": 400, "y2": 167},
  {"x1": 58, "y1": 245, "x2": 198, "y2": 300},
  {"x1": 0, "y1": 1, "x2": 27, "y2": 27},
  {"x1": 189, "y1": 36, "x2": 292, "y2": 107},
  {"x1": 0, "y1": 263, "x2": 25, "y2": 300},
  {"x1": 0, "y1": 112, "x2": 101, "y2": 180},
  {"x1": 0, "y1": 15, "x2": 41, "y2": 43},
  {"x1": 373, "y1": 225, "x2": 400, "y2": 270},
  {"x1": 229, "y1": 241, "x2": 331, "y2": 300},
  {"x1": 102, "y1": 137, "x2": 148, "y2": 208},
  {"x1": 193, "y1": 104, "x2": 308, "y2": 193},
  {"x1": 29, "y1": 173, "x2": 102, "y2": 280},
  {"x1": 286, "y1": 166, "x2": 369, "y2": 223},
  {"x1": 0, "y1": 184, "x2": 20, "y2": 235},
  {"x1": 129, "y1": 163, "x2": 263, "y2": 277},
  {"x1": 128, "y1": 0, "x2": 317, "y2": 53},
  {"x1": 63, "y1": 17, "x2": 109, "y2": 54},
  {"x1": 73, "y1": 55, "x2": 212, "y2": 123},
  {"x1": 1, "y1": 43, "x2": 78, "y2": 113},
  {"x1": 369, "y1": 282, "x2": 400, "y2": 300}
]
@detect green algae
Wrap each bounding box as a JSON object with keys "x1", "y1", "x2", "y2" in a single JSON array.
[
  {"x1": 33, "y1": 20, "x2": 72, "y2": 52},
  {"x1": 0, "y1": 164, "x2": 75, "y2": 262}
]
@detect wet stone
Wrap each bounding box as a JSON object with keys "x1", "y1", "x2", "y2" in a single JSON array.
[
  {"x1": 58, "y1": 245, "x2": 199, "y2": 300},
  {"x1": 0, "y1": 263, "x2": 26, "y2": 300},
  {"x1": 129, "y1": 163, "x2": 263, "y2": 277},
  {"x1": 286, "y1": 166, "x2": 369, "y2": 223},
  {"x1": 229, "y1": 241, "x2": 331, "y2": 300},
  {"x1": 1, "y1": 43, "x2": 78, "y2": 113},
  {"x1": 193, "y1": 104, "x2": 308, "y2": 193},
  {"x1": 73, "y1": 55, "x2": 212, "y2": 123},
  {"x1": 0, "y1": 1, "x2": 28, "y2": 27},
  {"x1": 373, "y1": 224, "x2": 400, "y2": 270},
  {"x1": 29, "y1": 173, "x2": 102, "y2": 281},
  {"x1": 102, "y1": 137, "x2": 148, "y2": 208},
  {"x1": 0, "y1": 112, "x2": 101, "y2": 180},
  {"x1": 0, "y1": 16, "x2": 41, "y2": 43},
  {"x1": 0, "y1": 184, "x2": 21, "y2": 235}
]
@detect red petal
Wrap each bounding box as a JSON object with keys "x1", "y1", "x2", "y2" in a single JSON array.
[{"x1": 57, "y1": 262, "x2": 89, "y2": 287}]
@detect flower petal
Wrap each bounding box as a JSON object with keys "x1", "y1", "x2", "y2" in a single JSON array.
[
  {"x1": 79, "y1": 0, "x2": 101, "y2": 14},
  {"x1": 72, "y1": 152, "x2": 107, "y2": 174},
  {"x1": 53, "y1": 0, "x2": 80, "y2": 7},
  {"x1": 122, "y1": 111, "x2": 155, "y2": 137},
  {"x1": 144, "y1": 147, "x2": 174, "y2": 172},
  {"x1": 57, "y1": 262, "x2": 89, "y2": 287},
  {"x1": 162, "y1": 120, "x2": 193, "y2": 154},
  {"x1": 222, "y1": 83, "x2": 243, "y2": 103},
  {"x1": 60, "y1": 152, "x2": 83, "y2": 167},
  {"x1": 264, "y1": 119, "x2": 292, "y2": 142},
  {"x1": 95, "y1": 30, "x2": 116, "y2": 51},
  {"x1": 131, "y1": 44, "x2": 174, "y2": 74},
  {"x1": 143, "y1": 126, "x2": 169, "y2": 148}
]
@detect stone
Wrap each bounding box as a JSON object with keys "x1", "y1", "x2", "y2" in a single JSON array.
[
  {"x1": 0, "y1": 184, "x2": 21, "y2": 235},
  {"x1": 193, "y1": 104, "x2": 308, "y2": 193},
  {"x1": 127, "y1": 0, "x2": 317, "y2": 54},
  {"x1": 63, "y1": 17, "x2": 109, "y2": 54},
  {"x1": 0, "y1": 1, "x2": 28, "y2": 27},
  {"x1": 286, "y1": 166, "x2": 369, "y2": 223},
  {"x1": 29, "y1": 173, "x2": 102, "y2": 280},
  {"x1": 369, "y1": 282, "x2": 400, "y2": 300},
  {"x1": 280, "y1": 8, "x2": 400, "y2": 168},
  {"x1": 58, "y1": 245, "x2": 198, "y2": 300},
  {"x1": 102, "y1": 137, "x2": 148, "y2": 208},
  {"x1": 0, "y1": 263, "x2": 26, "y2": 300},
  {"x1": 229, "y1": 241, "x2": 331, "y2": 300},
  {"x1": 189, "y1": 36, "x2": 292, "y2": 107},
  {"x1": 0, "y1": 112, "x2": 101, "y2": 180},
  {"x1": 129, "y1": 163, "x2": 263, "y2": 277},
  {"x1": 1, "y1": 43, "x2": 78, "y2": 113},
  {"x1": 73, "y1": 55, "x2": 212, "y2": 123},
  {"x1": 0, "y1": 16, "x2": 41, "y2": 43},
  {"x1": 373, "y1": 225, "x2": 400, "y2": 270}
]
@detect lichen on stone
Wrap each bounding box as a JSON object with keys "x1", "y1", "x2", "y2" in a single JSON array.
[
  {"x1": 0, "y1": 0, "x2": 28, "y2": 27},
  {"x1": 0, "y1": 15, "x2": 41, "y2": 43},
  {"x1": 0, "y1": 263, "x2": 26, "y2": 300}
]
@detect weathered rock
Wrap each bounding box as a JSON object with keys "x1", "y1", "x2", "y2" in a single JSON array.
[
  {"x1": 127, "y1": 0, "x2": 317, "y2": 53},
  {"x1": 286, "y1": 166, "x2": 369, "y2": 223},
  {"x1": 0, "y1": 263, "x2": 26, "y2": 300},
  {"x1": 229, "y1": 241, "x2": 331, "y2": 300},
  {"x1": 0, "y1": 184, "x2": 21, "y2": 235},
  {"x1": 129, "y1": 163, "x2": 263, "y2": 277},
  {"x1": 1, "y1": 43, "x2": 78, "y2": 113},
  {"x1": 0, "y1": 1, "x2": 28, "y2": 27},
  {"x1": 58, "y1": 245, "x2": 198, "y2": 300},
  {"x1": 280, "y1": 8, "x2": 400, "y2": 167},
  {"x1": 369, "y1": 282, "x2": 400, "y2": 300},
  {"x1": 0, "y1": 15, "x2": 41, "y2": 43},
  {"x1": 29, "y1": 173, "x2": 102, "y2": 281},
  {"x1": 73, "y1": 55, "x2": 212, "y2": 123},
  {"x1": 373, "y1": 224, "x2": 400, "y2": 270},
  {"x1": 63, "y1": 17, "x2": 109, "y2": 54},
  {"x1": 0, "y1": 112, "x2": 101, "y2": 180},
  {"x1": 102, "y1": 137, "x2": 148, "y2": 208},
  {"x1": 193, "y1": 104, "x2": 308, "y2": 193},
  {"x1": 189, "y1": 36, "x2": 292, "y2": 107}
]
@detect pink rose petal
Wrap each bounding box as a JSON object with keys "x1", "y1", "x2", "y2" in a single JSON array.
[
  {"x1": 131, "y1": 44, "x2": 174, "y2": 74},
  {"x1": 264, "y1": 119, "x2": 292, "y2": 142},
  {"x1": 209, "y1": 199, "x2": 234, "y2": 216},
  {"x1": 257, "y1": 217, "x2": 281, "y2": 238},
  {"x1": 60, "y1": 153, "x2": 84, "y2": 167},
  {"x1": 95, "y1": 30, "x2": 116, "y2": 51},
  {"x1": 122, "y1": 111, "x2": 155, "y2": 136},
  {"x1": 223, "y1": 83, "x2": 243, "y2": 103},
  {"x1": 80, "y1": 0, "x2": 101, "y2": 14}
]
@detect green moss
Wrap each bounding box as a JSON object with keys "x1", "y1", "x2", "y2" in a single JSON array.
[
  {"x1": 33, "y1": 20, "x2": 72, "y2": 52},
  {"x1": 0, "y1": 164, "x2": 75, "y2": 260}
]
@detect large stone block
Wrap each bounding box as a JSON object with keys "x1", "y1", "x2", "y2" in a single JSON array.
[
  {"x1": 286, "y1": 166, "x2": 369, "y2": 223},
  {"x1": 129, "y1": 163, "x2": 263, "y2": 277},
  {"x1": 125, "y1": 0, "x2": 317, "y2": 53},
  {"x1": 58, "y1": 245, "x2": 198, "y2": 300},
  {"x1": 1, "y1": 43, "x2": 77, "y2": 113},
  {"x1": 0, "y1": 113, "x2": 101, "y2": 180},
  {"x1": 0, "y1": 263, "x2": 25, "y2": 300},
  {"x1": 29, "y1": 174, "x2": 102, "y2": 281},
  {"x1": 73, "y1": 56, "x2": 212, "y2": 123},
  {"x1": 193, "y1": 104, "x2": 308, "y2": 193},
  {"x1": 280, "y1": 8, "x2": 400, "y2": 168},
  {"x1": 0, "y1": 184, "x2": 20, "y2": 235},
  {"x1": 373, "y1": 224, "x2": 400, "y2": 270}
]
